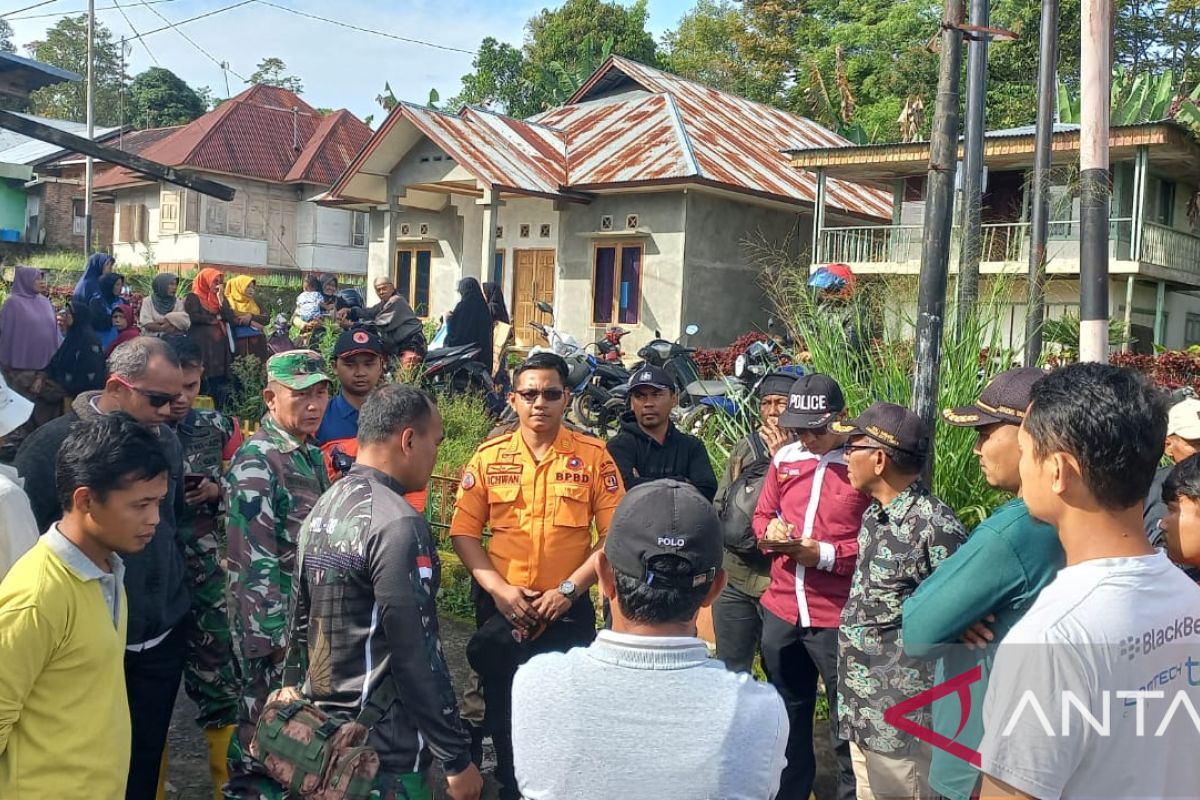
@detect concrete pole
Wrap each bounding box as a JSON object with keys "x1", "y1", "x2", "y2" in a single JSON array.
[
  {"x1": 1024, "y1": 0, "x2": 1059, "y2": 364},
  {"x1": 955, "y1": 0, "x2": 990, "y2": 338},
  {"x1": 477, "y1": 187, "x2": 500, "y2": 284},
  {"x1": 811, "y1": 168, "x2": 827, "y2": 266},
  {"x1": 1078, "y1": 0, "x2": 1113, "y2": 363},
  {"x1": 912, "y1": 0, "x2": 964, "y2": 484},
  {"x1": 1122, "y1": 275, "x2": 1134, "y2": 352},
  {"x1": 84, "y1": 0, "x2": 95, "y2": 255},
  {"x1": 1154, "y1": 280, "x2": 1166, "y2": 346}
]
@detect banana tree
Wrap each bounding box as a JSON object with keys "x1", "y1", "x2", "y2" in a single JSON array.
[{"x1": 1058, "y1": 67, "x2": 1200, "y2": 126}]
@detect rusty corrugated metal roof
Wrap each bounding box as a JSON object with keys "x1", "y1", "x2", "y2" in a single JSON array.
[
  {"x1": 95, "y1": 84, "x2": 370, "y2": 191},
  {"x1": 327, "y1": 56, "x2": 891, "y2": 219}
]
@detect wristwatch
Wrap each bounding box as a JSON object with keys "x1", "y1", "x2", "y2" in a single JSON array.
[{"x1": 558, "y1": 579, "x2": 577, "y2": 600}]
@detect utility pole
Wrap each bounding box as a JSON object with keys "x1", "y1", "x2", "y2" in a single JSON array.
[
  {"x1": 913, "y1": 0, "x2": 964, "y2": 484},
  {"x1": 84, "y1": 0, "x2": 95, "y2": 256},
  {"x1": 1079, "y1": 0, "x2": 1113, "y2": 363},
  {"x1": 1023, "y1": 0, "x2": 1059, "y2": 364},
  {"x1": 954, "y1": 0, "x2": 990, "y2": 338}
]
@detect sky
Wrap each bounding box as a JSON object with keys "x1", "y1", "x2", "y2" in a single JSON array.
[{"x1": 3, "y1": 0, "x2": 695, "y2": 122}]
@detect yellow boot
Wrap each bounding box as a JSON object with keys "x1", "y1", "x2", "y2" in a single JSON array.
[{"x1": 204, "y1": 725, "x2": 236, "y2": 800}]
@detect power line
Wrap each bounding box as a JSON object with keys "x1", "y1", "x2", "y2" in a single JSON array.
[
  {"x1": 111, "y1": 0, "x2": 158, "y2": 66},
  {"x1": 133, "y1": 0, "x2": 245, "y2": 80},
  {"x1": 1, "y1": 0, "x2": 60, "y2": 18},
  {"x1": 5, "y1": 0, "x2": 177, "y2": 20},
  {"x1": 252, "y1": 0, "x2": 475, "y2": 55},
  {"x1": 121, "y1": 0, "x2": 254, "y2": 43}
]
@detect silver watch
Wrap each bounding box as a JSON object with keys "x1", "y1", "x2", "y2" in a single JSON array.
[{"x1": 558, "y1": 579, "x2": 577, "y2": 600}]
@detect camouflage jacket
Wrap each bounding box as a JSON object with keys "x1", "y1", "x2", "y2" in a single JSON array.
[
  {"x1": 225, "y1": 414, "x2": 329, "y2": 660},
  {"x1": 292, "y1": 464, "x2": 472, "y2": 777},
  {"x1": 837, "y1": 481, "x2": 967, "y2": 755},
  {"x1": 176, "y1": 408, "x2": 241, "y2": 534}
]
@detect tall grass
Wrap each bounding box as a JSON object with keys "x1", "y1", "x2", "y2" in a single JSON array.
[{"x1": 753, "y1": 241, "x2": 1016, "y2": 527}]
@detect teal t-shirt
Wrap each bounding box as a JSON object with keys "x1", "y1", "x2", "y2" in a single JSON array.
[{"x1": 901, "y1": 498, "x2": 1064, "y2": 800}]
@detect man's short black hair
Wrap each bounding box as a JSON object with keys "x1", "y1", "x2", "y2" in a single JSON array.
[
  {"x1": 512, "y1": 352, "x2": 569, "y2": 387},
  {"x1": 1164, "y1": 453, "x2": 1200, "y2": 505},
  {"x1": 358, "y1": 384, "x2": 436, "y2": 444},
  {"x1": 1025, "y1": 363, "x2": 1167, "y2": 511},
  {"x1": 56, "y1": 413, "x2": 171, "y2": 511},
  {"x1": 164, "y1": 335, "x2": 203, "y2": 371},
  {"x1": 612, "y1": 555, "x2": 710, "y2": 625}
]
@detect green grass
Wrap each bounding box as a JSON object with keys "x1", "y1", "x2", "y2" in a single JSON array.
[{"x1": 434, "y1": 391, "x2": 492, "y2": 477}]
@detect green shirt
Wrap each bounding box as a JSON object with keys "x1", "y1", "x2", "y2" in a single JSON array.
[{"x1": 901, "y1": 498, "x2": 1064, "y2": 800}]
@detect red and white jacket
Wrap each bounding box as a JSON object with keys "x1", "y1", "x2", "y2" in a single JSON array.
[{"x1": 752, "y1": 441, "x2": 870, "y2": 628}]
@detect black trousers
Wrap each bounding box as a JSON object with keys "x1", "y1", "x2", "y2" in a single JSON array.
[
  {"x1": 712, "y1": 581, "x2": 766, "y2": 675},
  {"x1": 761, "y1": 611, "x2": 855, "y2": 800},
  {"x1": 124, "y1": 624, "x2": 188, "y2": 800},
  {"x1": 470, "y1": 591, "x2": 595, "y2": 800}
]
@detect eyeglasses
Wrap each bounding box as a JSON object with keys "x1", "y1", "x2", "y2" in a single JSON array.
[
  {"x1": 843, "y1": 444, "x2": 882, "y2": 455},
  {"x1": 112, "y1": 375, "x2": 180, "y2": 408},
  {"x1": 514, "y1": 388, "x2": 566, "y2": 403}
]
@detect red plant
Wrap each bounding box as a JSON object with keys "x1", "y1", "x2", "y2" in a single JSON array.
[
  {"x1": 1110, "y1": 350, "x2": 1200, "y2": 393},
  {"x1": 693, "y1": 332, "x2": 772, "y2": 378}
]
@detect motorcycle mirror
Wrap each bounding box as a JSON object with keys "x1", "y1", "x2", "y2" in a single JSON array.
[
  {"x1": 767, "y1": 316, "x2": 775, "y2": 329},
  {"x1": 654, "y1": 329, "x2": 661, "y2": 338},
  {"x1": 536, "y1": 301, "x2": 554, "y2": 314},
  {"x1": 685, "y1": 324, "x2": 699, "y2": 336}
]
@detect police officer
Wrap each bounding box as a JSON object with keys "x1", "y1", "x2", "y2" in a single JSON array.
[
  {"x1": 450, "y1": 352, "x2": 625, "y2": 800},
  {"x1": 223, "y1": 350, "x2": 332, "y2": 799}
]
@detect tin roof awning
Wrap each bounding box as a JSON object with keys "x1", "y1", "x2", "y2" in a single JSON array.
[{"x1": 0, "y1": 52, "x2": 81, "y2": 99}]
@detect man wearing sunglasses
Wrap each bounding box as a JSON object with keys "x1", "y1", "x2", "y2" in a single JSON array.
[
  {"x1": 751, "y1": 373, "x2": 868, "y2": 800},
  {"x1": 450, "y1": 351, "x2": 625, "y2": 800},
  {"x1": 14, "y1": 335, "x2": 190, "y2": 799}
]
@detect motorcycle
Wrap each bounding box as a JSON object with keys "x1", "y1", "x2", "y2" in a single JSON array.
[
  {"x1": 635, "y1": 323, "x2": 731, "y2": 416},
  {"x1": 268, "y1": 314, "x2": 297, "y2": 355}
]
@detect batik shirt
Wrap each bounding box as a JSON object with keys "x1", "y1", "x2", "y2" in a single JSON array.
[
  {"x1": 292, "y1": 464, "x2": 472, "y2": 777},
  {"x1": 837, "y1": 481, "x2": 967, "y2": 755}
]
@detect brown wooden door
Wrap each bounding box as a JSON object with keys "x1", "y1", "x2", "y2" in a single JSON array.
[{"x1": 513, "y1": 248, "x2": 556, "y2": 346}]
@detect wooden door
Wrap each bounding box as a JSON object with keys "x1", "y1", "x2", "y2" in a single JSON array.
[{"x1": 513, "y1": 248, "x2": 556, "y2": 346}]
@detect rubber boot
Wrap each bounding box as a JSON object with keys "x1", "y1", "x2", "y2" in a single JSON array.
[
  {"x1": 156, "y1": 743, "x2": 169, "y2": 800},
  {"x1": 204, "y1": 725, "x2": 236, "y2": 800}
]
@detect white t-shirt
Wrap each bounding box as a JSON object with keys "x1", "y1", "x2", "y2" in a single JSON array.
[
  {"x1": 980, "y1": 552, "x2": 1200, "y2": 799},
  {"x1": 0, "y1": 464, "x2": 39, "y2": 582}
]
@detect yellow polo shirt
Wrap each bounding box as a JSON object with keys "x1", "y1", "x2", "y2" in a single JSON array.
[{"x1": 0, "y1": 532, "x2": 130, "y2": 799}]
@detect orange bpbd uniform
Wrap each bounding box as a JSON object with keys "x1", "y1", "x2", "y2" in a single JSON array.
[
  {"x1": 320, "y1": 438, "x2": 430, "y2": 512},
  {"x1": 450, "y1": 427, "x2": 625, "y2": 592}
]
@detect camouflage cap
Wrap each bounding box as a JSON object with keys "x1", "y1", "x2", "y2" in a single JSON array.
[{"x1": 266, "y1": 349, "x2": 331, "y2": 391}]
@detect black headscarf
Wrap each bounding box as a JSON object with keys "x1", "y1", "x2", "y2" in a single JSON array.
[
  {"x1": 482, "y1": 281, "x2": 510, "y2": 324},
  {"x1": 47, "y1": 300, "x2": 107, "y2": 395},
  {"x1": 98, "y1": 272, "x2": 123, "y2": 304},
  {"x1": 446, "y1": 277, "x2": 493, "y2": 363}
]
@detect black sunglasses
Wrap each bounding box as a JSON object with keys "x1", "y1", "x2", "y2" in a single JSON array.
[
  {"x1": 113, "y1": 375, "x2": 179, "y2": 408},
  {"x1": 514, "y1": 388, "x2": 566, "y2": 403}
]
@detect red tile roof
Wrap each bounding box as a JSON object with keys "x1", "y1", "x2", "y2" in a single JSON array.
[{"x1": 95, "y1": 84, "x2": 371, "y2": 190}]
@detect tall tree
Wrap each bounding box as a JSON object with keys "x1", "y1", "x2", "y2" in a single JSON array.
[
  {"x1": 0, "y1": 19, "x2": 15, "y2": 53},
  {"x1": 127, "y1": 67, "x2": 206, "y2": 128},
  {"x1": 525, "y1": 0, "x2": 657, "y2": 74},
  {"x1": 248, "y1": 57, "x2": 303, "y2": 94},
  {"x1": 450, "y1": 37, "x2": 536, "y2": 115},
  {"x1": 660, "y1": 0, "x2": 774, "y2": 101},
  {"x1": 25, "y1": 15, "x2": 125, "y2": 124}
]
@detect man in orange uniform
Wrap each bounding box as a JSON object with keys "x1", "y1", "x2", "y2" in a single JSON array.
[{"x1": 451, "y1": 352, "x2": 624, "y2": 800}]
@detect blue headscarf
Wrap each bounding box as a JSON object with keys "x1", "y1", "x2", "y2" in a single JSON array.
[{"x1": 73, "y1": 252, "x2": 113, "y2": 301}]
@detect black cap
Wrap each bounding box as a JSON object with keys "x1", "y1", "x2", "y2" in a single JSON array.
[
  {"x1": 628, "y1": 364, "x2": 674, "y2": 393},
  {"x1": 334, "y1": 327, "x2": 384, "y2": 360},
  {"x1": 779, "y1": 373, "x2": 845, "y2": 428},
  {"x1": 758, "y1": 372, "x2": 798, "y2": 399},
  {"x1": 605, "y1": 480, "x2": 722, "y2": 588},
  {"x1": 943, "y1": 367, "x2": 1044, "y2": 427},
  {"x1": 833, "y1": 401, "x2": 930, "y2": 455}
]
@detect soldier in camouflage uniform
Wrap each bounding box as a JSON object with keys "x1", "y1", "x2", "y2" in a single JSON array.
[
  {"x1": 223, "y1": 350, "x2": 332, "y2": 800},
  {"x1": 166, "y1": 335, "x2": 244, "y2": 799}
]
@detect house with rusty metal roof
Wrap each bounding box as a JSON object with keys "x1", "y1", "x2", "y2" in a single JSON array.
[
  {"x1": 95, "y1": 84, "x2": 373, "y2": 276},
  {"x1": 320, "y1": 55, "x2": 891, "y2": 348}
]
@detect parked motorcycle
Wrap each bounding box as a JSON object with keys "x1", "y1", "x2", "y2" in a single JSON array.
[
  {"x1": 268, "y1": 314, "x2": 297, "y2": 355},
  {"x1": 635, "y1": 323, "x2": 731, "y2": 416}
]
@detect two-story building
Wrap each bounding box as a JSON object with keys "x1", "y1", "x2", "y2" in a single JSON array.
[
  {"x1": 320, "y1": 55, "x2": 892, "y2": 348},
  {"x1": 789, "y1": 121, "x2": 1200, "y2": 351},
  {"x1": 96, "y1": 84, "x2": 373, "y2": 276}
]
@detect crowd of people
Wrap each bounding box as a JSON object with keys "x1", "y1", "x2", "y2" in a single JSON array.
[{"x1": 3, "y1": 256, "x2": 1200, "y2": 800}]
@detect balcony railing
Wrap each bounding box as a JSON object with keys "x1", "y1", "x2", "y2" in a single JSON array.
[
  {"x1": 1140, "y1": 222, "x2": 1200, "y2": 275},
  {"x1": 819, "y1": 218, "x2": 1138, "y2": 268}
]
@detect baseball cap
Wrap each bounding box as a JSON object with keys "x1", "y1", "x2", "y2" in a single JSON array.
[
  {"x1": 779, "y1": 373, "x2": 845, "y2": 429},
  {"x1": 758, "y1": 372, "x2": 798, "y2": 399},
  {"x1": 605, "y1": 480, "x2": 722, "y2": 588},
  {"x1": 266, "y1": 349, "x2": 332, "y2": 391},
  {"x1": 334, "y1": 328, "x2": 384, "y2": 360},
  {"x1": 0, "y1": 372, "x2": 33, "y2": 438},
  {"x1": 1168, "y1": 398, "x2": 1200, "y2": 440},
  {"x1": 832, "y1": 401, "x2": 930, "y2": 456},
  {"x1": 628, "y1": 364, "x2": 674, "y2": 393},
  {"x1": 943, "y1": 367, "x2": 1045, "y2": 427}
]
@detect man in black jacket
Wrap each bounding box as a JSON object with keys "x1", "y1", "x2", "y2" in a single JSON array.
[
  {"x1": 14, "y1": 335, "x2": 187, "y2": 800},
  {"x1": 606, "y1": 365, "x2": 718, "y2": 501}
]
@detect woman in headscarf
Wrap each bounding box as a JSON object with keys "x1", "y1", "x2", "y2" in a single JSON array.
[
  {"x1": 140, "y1": 273, "x2": 190, "y2": 336},
  {"x1": 46, "y1": 300, "x2": 106, "y2": 399},
  {"x1": 88, "y1": 272, "x2": 129, "y2": 350},
  {"x1": 0, "y1": 267, "x2": 64, "y2": 427},
  {"x1": 221, "y1": 274, "x2": 269, "y2": 361},
  {"x1": 103, "y1": 305, "x2": 140, "y2": 357},
  {"x1": 184, "y1": 268, "x2": 231, "y2": 408},
  {"x1": 445, "y1": 277, "x2": 493, "y2": 366},
  {"x1": 482, "y1": 281, "x2": 510, "y2": 324},
  {"x1": 72, "y1": 252, "x2": 113, "y2": 302}
]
